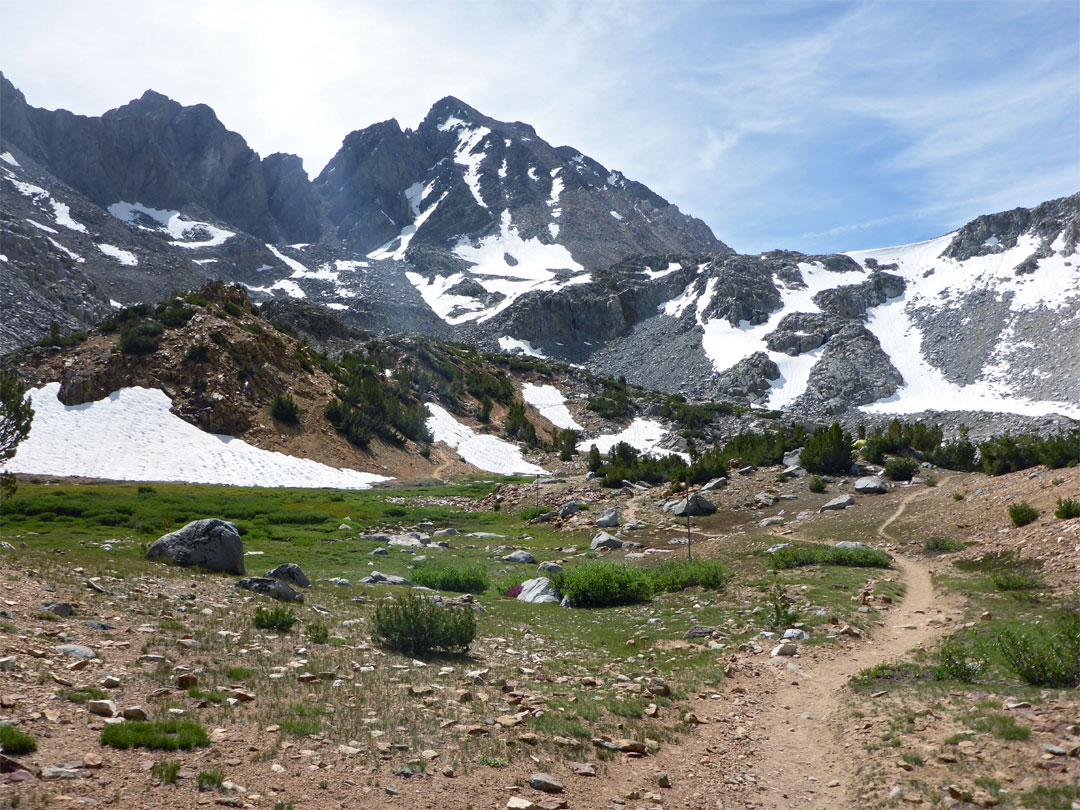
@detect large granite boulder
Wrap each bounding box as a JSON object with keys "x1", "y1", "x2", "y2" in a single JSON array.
[
  {"x1": 265, "y1": 563, "x2": 312, "y2": 588},
  {"x1": 145, "y1": 519, "x2": 244, "y2": 575},
  {"x1": 517, "y1": 577, "x2": 561, "y2": 604}
]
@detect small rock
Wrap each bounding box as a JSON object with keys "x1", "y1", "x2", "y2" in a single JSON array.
[
  {"x1": 41, "y1": 600, "x2": 75, "y2": 617},
  {"x1": 502, "y1": 551, "x2": 537, "y2": 564},
  {"x1": 770, "y1": 642, "x2": 798, "y2": 657},
  {"x1": 819, "y1": 494, "x2": 855, "y2": 512},
  {"x1": 528, "y1": 773, "x2": 564, "y2": 793},
  {"x1": 56, "y1": 644, "x2": 95, "y2": 660},
  {"x1": 123, "y1": 706, "x2": 148, "y2": 721},
  {"x1": 653, "y1": 771, "x2": 671, "y2": 788},
  {"x1": 87, "y1": 699, "x2": 117, "y2": 717}
]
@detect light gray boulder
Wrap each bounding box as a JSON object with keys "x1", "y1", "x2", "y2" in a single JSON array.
[
  {"x1": 668, "y1": 493, "x2": 717, "y2": 517},
  {"x1": 701, "y1": 477, "x2": 727, "y2": 491},
  {"x1": 360, "y1": 571, "x2": 413, "y2": 587},
  {"x1": 819, "y1": 494, "x2": 855, "y2": 512},
  {"x1": 502, "y1": 550, "x2": 537, "y2": 564},
  {"x1": 145, "y1": 519, "x2": 245, "y2": 575},
  {"x1": 590, "y1": 531, "x2": 623, "y2": 550},
  {"x1": 854, "y1": 476, "x2": 888, "y2": 494},
  {"x1": 236, "y1": 577, "x2": 303, "y2": 602},
  {"x1": 595, "y1": 507, "x2": 619, "y2": 528},
  {"x1": 559, "y1": 502, "x2": 580, "y2": 518},
  {"x1": 538, "y1": 561, "x2": 563, "y2": 574},
  {"x1": 517, "y1": 577, "x2": 561, "y2": 604}
]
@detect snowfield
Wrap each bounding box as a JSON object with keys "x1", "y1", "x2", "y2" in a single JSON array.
[
  {"x1": 5, "y1": 384, "x2": 391, "y2": 489},
  {"x1": 521, "y1": 383, "x2": 582, "y2": 430},
  {"x1": 108, "y1": 201, "x2": 235, "y2": 248},
  {"x1": 425, "y1": 403, "x2": 547, "y2": 475},
  {"x1": 578, "y1": 418, "x2": 688, "y2": 461}
]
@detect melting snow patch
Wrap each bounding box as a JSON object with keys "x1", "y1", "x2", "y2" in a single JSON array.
[
  {"x1": 498, "y1": 336, "x2": 547, "y2": 358},
  {"x1": 610, "y1": 210, "x2": 624, "y2": 221},
  {"x1": 242, "y1": 279, "x2": 305, "y2": 299},
  {"x1": 27, "y1": 219, "x2": 58, "y2": 234},
  {"x1": 578, "y1": 418, "x2": 686, "y2": 461},
  {"x1": 4, "y1": 384, "x2": 392, "y2": 489},
  {"x1": 97, "y1": 244, "x2": 137, "y2": 266},
  {"x1": 49, "y1": 201, "x2": 87, "y2": 233},
  {"x1": 325, "y1": 303, "x2": 348, "y2": 311},
  {"x1": 107, "y1": 201, "x2": 234, "y2": 248},
  {"x1": 425, "y1": 403, "x2": 546, "y2": 475},
  {"x1": 522, "y1": 383, "x2": 582, "y2": 430},
  {"x1": 48, "y1": 237, "x2": 84, "y2": 263},
  {"x1": 109, "y1": 299, "x2": 123, "y2": 309},
  {"x1": 0, "y1": 152, "x2": 18, "y2": 167},
  {"x1": 642, "y1": 262, "x2": 681, "y2": 280}
]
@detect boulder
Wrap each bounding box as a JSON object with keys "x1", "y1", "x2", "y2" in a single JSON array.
[
  {"x1": 819, "y1": 494, "x2": 854, "y2": 512},
  {"x1": 783, "y1": 449, "x2": 802, "y2": 467},
  {"x1": 770, "y1": 641, "x2": 798, "y2": 657},
  {"x1": 595, "y1": 507, "x2": 619, "y2": 528},
  {"x1": 764, "y1": 543, "x2": 792, "y2": 554},
  {"x1": 517, "y1": 578, "x2": 561, "y2": 604},
  {"x1": 760, "y1": 517, "x2": 784, "y2": 528},
  {"x1": 701, "y1": 477, "x2": 727, "y2": 491},
  {"x1": 527, "y1": 773, "x2": 564, "y2": 793},
  {"x1": 783, "y1": 465, "x2": 806, "y2": 478},
  {"x1": 558, "y1": 502, "x2": 580, "y2": 518},
  {"x1": 590, "y1": 531, "x2": 623, "y2": 550},
  {"x1": 145, "y1": 519, "x2": 245, "y2": 575},
  {"x1": 502, "y1": 550, "x2": 537, "y2": 564},
  {"x1": 41, "y1": 600, "x2": 75, "y2": 617},
  {"x1": 754, "y1": 492, "x2": 777, "y2": 507},
  {"x1": 433, "y1": 528, "x2": 458, "y2": 537},
  {"x1": 537, "y1": 561, "x2": 563, "y2": 574},
  {"x1": 236, "y1": 577, "x2": 303, "y2": 602},
  {"x1": 854, "y1": 476, "x2": 888, "y2": 494},
  {"x1": 668, "y1": 493, "x2": 716, "y2": 517},
  {"x1": 360, "y1": 571, "x2": 413, "y2": 587},
  {"x1": 265, "y1": 563, "x2": 311, "y2": 588}
]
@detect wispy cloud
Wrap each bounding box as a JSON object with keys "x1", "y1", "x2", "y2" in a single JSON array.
[{"x1": 1, "y1": 0, "x2": 1076, "y2": 253}]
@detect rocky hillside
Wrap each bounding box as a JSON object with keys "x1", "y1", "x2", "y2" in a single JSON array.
[{"x1": 2, "y1": 74, "x2": 1077, "y2": 426}]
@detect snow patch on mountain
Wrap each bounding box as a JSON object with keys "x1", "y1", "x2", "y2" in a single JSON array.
[
  {"x1": 498, "y1": 336, "x2": 546, "y2": 358},
  {"x1": 578, "y1": 418, "x2": 687, "y2": 461},
  {"x1": 521, "y1": 383, "x2": 582, "y2": 431},
  {"x1": 107, "y1": 201, "x2": 234, "y2": 248},
  {"x1": 5, "y1": 384, "x2": 391, "y2": 489},
  {"x1": 97, "y1": 243, "x2": 137, "y2": 266},
  {"x1": 425, "y1": 402, "x2": 547, "y2": 475},
  {"x1": 0, "y1": 152, "x2": 18, "y2": 167}
]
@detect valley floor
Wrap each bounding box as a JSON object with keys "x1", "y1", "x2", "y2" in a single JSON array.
[{"x1": 0, "y1": 465, "x2": 1077, "y2": 810}]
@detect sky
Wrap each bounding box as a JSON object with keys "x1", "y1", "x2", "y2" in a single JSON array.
[{"x1": 2, "y1": 0, "x2": 1078, "y2": 254}]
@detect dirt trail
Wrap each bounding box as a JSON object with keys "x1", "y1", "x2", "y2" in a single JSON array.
[{"x1": 748, "y1": 486, "x2": 955, "y2": 810}]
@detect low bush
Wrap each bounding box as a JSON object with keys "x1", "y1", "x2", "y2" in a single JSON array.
[
  {"x1": 372, "y1": 591, "x2": 476, "y2": 655},
  {"x1": 1008, "y1": 501, "x2": 1039, "y2": 526},
  {"x1": 550, "y1": 561, "x2": 652, "y2": 607},
  {"x1": 119, "y1": 320, "x2": 164, "y2": 355},
  {"x1": 101, "y1": 720, "x2": 210, "y2": 750},
  {"x1": 800, "y1": 423, "x2": 854, "y2": 474},
  {"x1": 59, "y1": 686, "x2": 108, "y2": 704},
  {"x1": 933, "y1": 635, "x2": 985, "y2": 682},
  {"x1": 924, "y1": 536, "x2": 965, "y2": 553},
  {"x1": 1055, "y1": 497, "x2": 1080, "y2": 519},
  {"x1": 768, "y1": 543, "x2": 892, "y2": 570},
  {"x1": 646, "y1": 558, "x2": 732, "y2": 593},
  {"x1": 968, "y1": 713, "x2": 1031, "y2": 740},
  {"x1": 184, "y1": 342, "x2": 210, "y2": 362},
  {"x1": 764, "y1": 581, "x2": 800, "y2": 631},
  {"x1": 994, "y1": 612, "x2": 1080, "y2": 687},
  {"x1": 197, "y1": 769, "x2": 226, "y2": 791},
  {"x1": 304, "y1": 623, "x2": 330, "y2": 644},
  {"x1": 270, "y1": 394, "x2": 300, "y2": 424},
  {"x1": 253, "y1": 605, "x2": 297, "y2": 632},
  {"x1": 0, "y1": 725, "x2": 37, "y2": 755},
  {"x1": 884, "y1": 456, "x2": 920, "y2": 481},
  {"x1": 806, "y1": 475, "x2": 826, "y2": 494},
  {"x1": 410, "y1": 561, "x2": 489, "y2": 594}
]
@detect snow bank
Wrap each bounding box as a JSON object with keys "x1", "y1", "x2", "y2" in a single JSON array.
[
  {"x1": 578, "y1": 418, "x2": 687, "y2": 461},
  {"x1": 498, "y1": 336, "x2": 547, "y2": 358},
  {"x1": 107, "y1": 201, "x2": 234, "y2": 248},
  {"x1": 5, "y1": 384, "x2": 391, "y2": 489},
  {"x1": 97, "y1": 243, "x2": 138, "y2": 266},
  {"x1": 521, "y1": 383, "x2": 582, "y2": 430},
  {"x1": 425, "y1": 403, "x2": 546, "y2": 475}
]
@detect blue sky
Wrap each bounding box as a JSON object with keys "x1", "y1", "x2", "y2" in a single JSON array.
[{"x1": 2, "y1": 0, "x2": 1077, "y2": 253}]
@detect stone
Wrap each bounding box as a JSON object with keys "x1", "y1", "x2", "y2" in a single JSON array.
[
  {"x1": 123, "y1": 706, "x2": 149, "y2": 720},
  {"x1": 41, "y1": 600, "x2": 75, "y2": 617},
  {"x1": 87, "y1": 699, "x2": 117, "y2": 717},
  {"x1": 56, "y1": 644, "x2": 95, "y2": 660},
  {"x1": 782, "y1": 628, "x2": 810, "y2": 641},
  {"x1": 537, "y1": 561, "x2": 563, "y2": 574},
  {"x1": 83, "y1": 752, "x2": 103, "y2": 769},
  {"x1": 854, "y1": 476, "x2": 888, "y2": 494},
  {"x1": 646, "y1": 678, "x2": 670, "y2": 696},
  {"x1": 765, "y1": 543, "x2": 792, "y2": 554},
  {"x1": 81, "y1": 620, "x2": 115, "y2": 631},
  {"x1": 369, "y1": 548, "x2": 388, "y2": 556},
  {"x1": 754, "y1": 492, "x2": 777, "y2": 507},
  {"x1": 760, "y1": 517, "x2": 784, "y2": 528},
  {"x1": 236, "y1": 577, "x2": 303, "y2": 602},
  {"x1": 517, "y1": 578, "x2": 561, "y2": 604},
  {"x1": 653, "y1": 771, "x2": 671, "y2": 788},
  {"x1": 667, "y1": 493, "x2": 716, "y2": 517},
  {"x1": 819, "y1": 494, "x2": 855, "y2": 512},
  {"x1": 595, "y1": 507, "x2": 619, "y2": 528},
  {"x1": 101, "y1": 675, "x2": 121, "y2": 688},
  {"x1": 770, "y1": 642, "x2": 798, "y2": 657},
  {"x1": 590, "y1": 531, "x2": 623, "y2": 550},
  {"x1": 176, "y1": 673, "x2": 198, "y2": 688},
  {"x1": 145, "y1": 519, "x2": 245, "y2": 575},
  {"x1": 684, "y1": 625, "x2": 717, "y2": 639},
  {"x1": 570, "y1": 762, "x2": 596, "y2": 776},
  {"x1": 41, "y1": 765, "x2": 81, "y2": 779},
  {"x1": 507, "y1": 798, "x2": 537, "y2": 810},
  {"x1": 359, "y1": 571, "x2": 413, "y2": 587},
  {"x1": 783, "y1": 465, "x2": 806, "y2": 478},
  {"x1": 701, "y1": 477, "x2": 727, "y2": 491},
  {"x1": 264, "y1": 563, "x2": 311, "y2": 588},
  {"x1": 528, "y1": 773, "x2": 564, "y2": 793},
  {"x1": 558, "y1": 502, "x2": 580, "y2": 518},
  {"x1": 502, "y1": 551, "x2": 537, "y2": 564}
]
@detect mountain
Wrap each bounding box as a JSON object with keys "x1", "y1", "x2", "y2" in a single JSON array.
[{"x1": 2, "y1": 75, "x2": 1077, "y2": 426}]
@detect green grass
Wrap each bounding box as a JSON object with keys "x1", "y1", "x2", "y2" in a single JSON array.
[
  {"x1": 990, "y1": 570, "x2": 1042, "y2": 591},
  {"x1": 59, "y1": 686, "x2": 108, "y2": 704},
  {"x1": 151, "y1": 758, "x2": 181, "y2": 784},
  {"x1": 1021, "y1": 783, "x2": 1080, "y2": 810},
  {"x1": 409, "y1": 560, "x2": 489, "y2": 594},
  {"x1": 993, "y1": 613, "x2": 1080, "y2": 687},
  {"x1": 767, "y1": 543, "x2": 892, "y2": 570},
  {"x1": 0, "y1": 725, "x2": 37, "y2": 755},
  {"x1": 304, "y1": 622, "x2": 330, "y2": 644},
  {"x1": 197, "y1": 769, "x2": 226, "y2": 791},
  {"x1": 968, "y1": 713, "x2": 1031, "y2": 740},
  {"x1": 100, "y1": 720, "x2": 210, "y2": 750},
  {"x1": 923, "y1": 536, "x2": 965, "y2": 553}
]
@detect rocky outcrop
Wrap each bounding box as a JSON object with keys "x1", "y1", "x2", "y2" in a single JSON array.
[
  {"x1": 812, "y1": 271, "x2": 905, "y2": 319},
  {"x1": 794, "y1": 323, "x2": 903, "y2": 416},
  {"x1": 942, "y1": 193, "x2": 1079, "y2": 263}
]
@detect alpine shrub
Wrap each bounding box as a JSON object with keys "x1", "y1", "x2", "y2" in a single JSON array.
[
  {"x1": 0, "y1": 725, "x2": 37, "y2": 754},
  {"x1": 800, "y1": 423, "x2": 854, "y2": 474},
  {"x1": 1054, "y1": 497, "x2": 1080, "y2": 519},
  {"x1": 646, "y1": 559, "x2": 732, "y2": 593},
  {"x1": 101, "y1": 720, "x2": 210, "y2": 751},
  {"x1": 884, "y1": 456, "x2": 920, "y2": 481},
  {"x1": 806, "y1": 475, "x2": 826, "y2": 494},
  {"x1": 253, "y1": 605, "x2": 297, "y2": 632},
  {"x1": 550, "y1": 562, "x2": 652, "y2": 607},
  {"x1": 994, "y1": 612, "x2": 1080, "y2": 687},
  {"x1": 270, "y1": 394, "x2": 300, "y2": 424},
  {"x1": 409, "y1": 561, "x2": 489, "y2": 594},
  {"x1": 768, "y1": 543, "x2": 892, "y2": 569},
  {"x1": 373, "y1": 591, "x2": 476, "y2": 655},
  {"x1": 1008, "y1": 501, "x2": 1039, "y2": 527}
]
